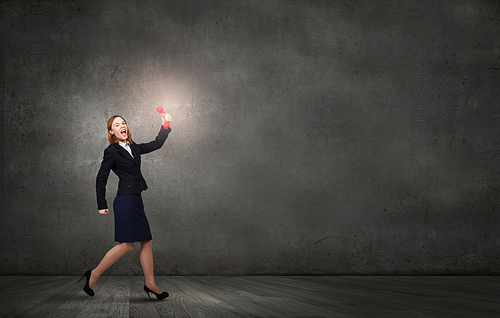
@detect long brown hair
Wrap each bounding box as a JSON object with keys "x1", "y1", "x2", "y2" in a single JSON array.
[{"x1": 107, "y1": 115, "x2": 133, "y2": 145}]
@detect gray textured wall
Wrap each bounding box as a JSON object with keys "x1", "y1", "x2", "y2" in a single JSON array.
[{"x1": 1, "y1": 0, "x2": 500, "y2": 275}]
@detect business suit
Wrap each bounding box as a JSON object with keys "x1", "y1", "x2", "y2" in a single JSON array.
[
  {"x1": 96, "y1": 125, "x2": 171, "y2": 210},
  {"x1": 96, "y1": 125, "x2": 171, "y2": 242}
]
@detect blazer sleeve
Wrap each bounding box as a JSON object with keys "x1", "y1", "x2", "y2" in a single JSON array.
[
  {"x1": 136, "y1": 125, "x2": 172, "y2": 155},
  {"x1": 96, "y1": 147, "x2": 115, "y2": 210}
]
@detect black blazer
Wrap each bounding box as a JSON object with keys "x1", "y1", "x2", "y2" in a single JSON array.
[{"x1": 96, "y1": 126, "x2": 172, "y2": 210}]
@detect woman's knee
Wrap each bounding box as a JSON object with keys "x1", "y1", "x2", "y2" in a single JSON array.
[
  {"x1": 120, "y1": 242, "x2": 135, "y2": 253},
  {"x1": 140, "y1": 239, "x2": 152, "y2": 248}
]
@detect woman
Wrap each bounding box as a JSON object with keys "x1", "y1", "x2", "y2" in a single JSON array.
[{"x1": 78, "y1": 113, "x2": 171, "y2": 300}]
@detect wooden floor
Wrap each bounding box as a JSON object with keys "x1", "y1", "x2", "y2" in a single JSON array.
[{"x1": 0, "y1": 276, "x2": 499, "y2": 317}]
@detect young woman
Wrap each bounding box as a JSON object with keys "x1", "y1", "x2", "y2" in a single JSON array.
[{"x1": 78, "y1": 113, "x2": 172, "y2": 300}]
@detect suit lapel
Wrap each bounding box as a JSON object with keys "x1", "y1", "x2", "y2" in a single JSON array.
[
  {"x1": 115, "y1": 144, "x2": 139, "y2": 166},
  {"x1": 130, "y1": 144, "x2": 141, "y2": 165}
]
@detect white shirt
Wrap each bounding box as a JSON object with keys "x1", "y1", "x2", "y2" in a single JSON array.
[{"x1": 119, "y1": 141, "x2": 134, "y2": 158}]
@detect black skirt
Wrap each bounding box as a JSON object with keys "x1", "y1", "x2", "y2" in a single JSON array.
[{"x1": 113, "y1": 194, "x2": 152, "y2": 242}]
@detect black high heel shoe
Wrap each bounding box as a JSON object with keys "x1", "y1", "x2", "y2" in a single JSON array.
[
  {"x1": 77, "y1": 270, "x2": 95, "y2": 297},
  {"x1": 144, "y1": 285, "x2": 169, "y2": 300}
]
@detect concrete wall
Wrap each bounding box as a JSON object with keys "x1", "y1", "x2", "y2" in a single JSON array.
[{"x1": 1, "y1": 0, "x2": 499, "y2": 275}]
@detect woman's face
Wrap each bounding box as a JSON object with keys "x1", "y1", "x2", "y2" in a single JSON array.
[{"x1": 109, "y1": 117, "x2": 128, "y2": 142}]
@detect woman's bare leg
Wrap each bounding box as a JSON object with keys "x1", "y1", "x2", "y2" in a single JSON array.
[
  {"x1": 139, "y1": 240, "x2": 162, "y2": 294},
  {"x1": 89, "y1": 242, "x2": 135, "y2": 289}
]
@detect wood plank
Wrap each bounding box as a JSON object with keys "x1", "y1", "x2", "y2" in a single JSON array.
[
  {"x1": 146, "y1": 276, "x2": 199, "y2": 318},
  {"x1": 202, "y1": 276, "x2": 348, "y2": 317},
  {"x1": 166, "y1": 276, "x2": 251, "y2": 317},
  {"x1": 75, "y1": 275, "x2": 123, "y2": 318},
  {"x1": 0, "y1": 276, "x2": 499, "y2": 318},
  {"x1": 1, "y1": 276, "x2": 76, "y2": 317},
  {"x1": 187, "y1": 276, "x2": 293, "y2": 317},
  {"x1": 129, "y1": 276, "x2": 161, "y2": 318},
  {"x1": 46, "y1": 276, "x2": 111, "y2": 318},
  {"x1": 108, "y1": 276, "x2": 131, "y2": 318},
  {"x1": 293, "y1": 276, "x2": 500, "y2": 317}
]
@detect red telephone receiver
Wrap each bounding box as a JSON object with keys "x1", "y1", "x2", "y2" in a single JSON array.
[{"x1": 156, "y1": 107, "x2": 170, "y2": 129}]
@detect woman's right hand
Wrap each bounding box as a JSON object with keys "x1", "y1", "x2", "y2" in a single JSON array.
[
  {"x1": 99, "y1": 209, "x2": 109, "y2": 215},
  {"x1": 162, "y1": 113, "x2": 171, "y2": 123}
]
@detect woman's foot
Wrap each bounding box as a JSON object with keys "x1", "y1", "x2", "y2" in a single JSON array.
[
  {"x1": 77, "y1": 270, "x2": 95, "y2": 297},
  {"x1": 145, "y1": 283, "x2": 162, "y2": 294},
  {"x1": 89, "y1": 270, "x2": 98, "y2": 289},
  {"x1": 144, "y1": 285, "x2": 169, "y2": 300}
]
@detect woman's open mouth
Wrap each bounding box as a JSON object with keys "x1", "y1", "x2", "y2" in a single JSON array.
[{"x1": 120, "y1": 129, "x2": 127, "y2": 137}]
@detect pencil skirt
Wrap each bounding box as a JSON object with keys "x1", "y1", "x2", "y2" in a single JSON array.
[{"x1": 113, "y1": 194, "x2": 152, "y2": 243}]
